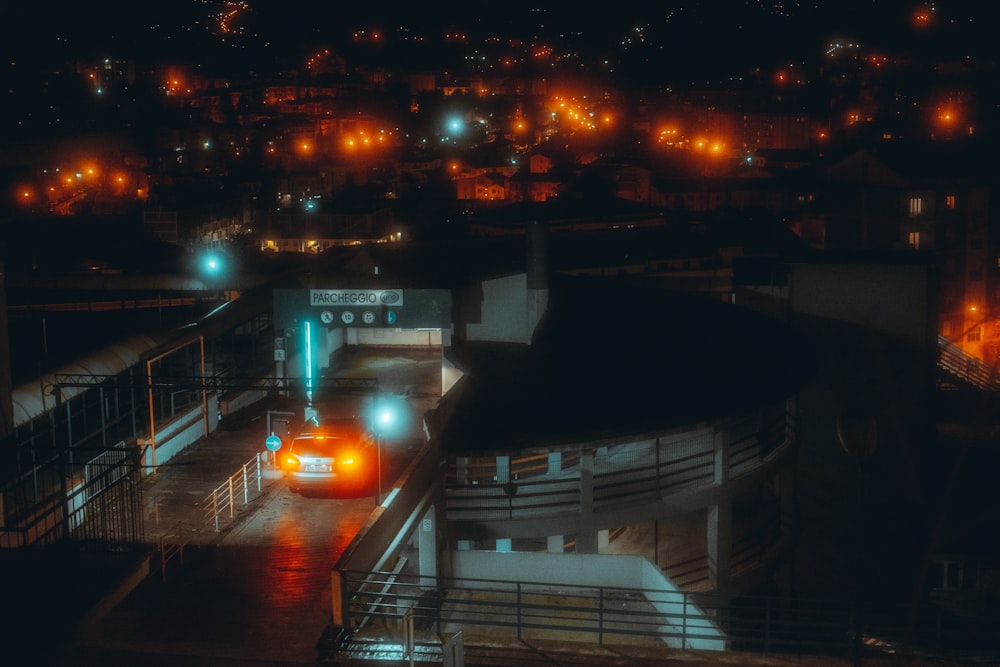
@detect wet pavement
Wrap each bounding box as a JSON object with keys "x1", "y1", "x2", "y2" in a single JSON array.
[
  {"x1": 2, "y1": 344, "x2": 985, "y2": 667},
  {"x1": 0, "y1": 346, "x2": 441, "y2": 667}
]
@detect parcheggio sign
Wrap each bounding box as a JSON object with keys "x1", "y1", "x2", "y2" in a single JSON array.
[{"x1": 310, "y1": 289, "x2": 404, "y2": 307}]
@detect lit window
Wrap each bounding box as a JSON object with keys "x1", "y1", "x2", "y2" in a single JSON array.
[
  {"x1": 945, "y1": 195, "x2": 956, "y2": 210},
  {"x1": 909, "y1": 197, "x2": 923, "y2": 216},
  {"x1": 908, "y1": 231, "x2": 920, "y2": 249},
  {"x1": 968, "y1": 329, "x2": 982, "y2": 343}
]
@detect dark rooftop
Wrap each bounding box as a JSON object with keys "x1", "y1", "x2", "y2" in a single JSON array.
[{"x1": 439, "y1": 274, "x2": 818, "y2": 454}]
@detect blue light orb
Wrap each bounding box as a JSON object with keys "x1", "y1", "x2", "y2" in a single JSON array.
[{"x1": 365, "y1": 394, "x2": 407, "y2": 438}]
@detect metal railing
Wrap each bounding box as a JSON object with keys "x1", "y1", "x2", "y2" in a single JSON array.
[
  {"x1": 53, "y1": 373, "x2": 379, "y2": 393},
  {"x1": 443, "y1": 410, "x2": 795, "y2": 522},
  {"x1": 0, "y1": 443, "x2": 144, "y2": 551},
  {"x1": 334, "y1": 570, "x2": 1000, "y2": 664},
  {"x1": 156, "y1": 453, "x2": 268, "y2": 580},
  {"x1": 937, "y1": 335, "x2": 999, "y2": 390},
  {"x1": 199, "y1": 454, "x2": 264, "y2": 532}
]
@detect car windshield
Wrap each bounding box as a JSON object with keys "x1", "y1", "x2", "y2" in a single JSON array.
[{"x1": 291, "y1": 436, "x2": 355, "y2": 456}]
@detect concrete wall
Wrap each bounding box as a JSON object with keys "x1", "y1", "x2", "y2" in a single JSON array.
[
  {"x1": 355, "y1": 328, "x2": 442, "y2": 346},
  {"x1": 789, "y1": 262, "x2": 932, "y2": 348},
  {"x1": 143, "y1": 397, "x2": 218, "y2": 471},
  {"x1": 465, "y1": 273, "x2": 530, "y2": 344},
  {"x1": 448, "y1": 550, "x2": 725, "y2": 650}
]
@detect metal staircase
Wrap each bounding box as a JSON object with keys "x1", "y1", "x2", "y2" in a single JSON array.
[{"x1": 937, "y1": 336, "x2": 999, "y2": 391}]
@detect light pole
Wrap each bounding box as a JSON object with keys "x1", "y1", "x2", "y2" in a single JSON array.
[
  {"x1": 837, "y1": 404, "x2": 878, "y2": 667},
  {"x1": 367, "y1": 394, "x2": 404, "y2": 506},
  {"x1": 375, "y1": 405, "x2": 393, "y2": 504}
]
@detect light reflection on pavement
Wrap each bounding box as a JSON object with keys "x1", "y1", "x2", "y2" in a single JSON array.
[{"x1": 54, "y1": 346, "x2": 443, "y2": 666}]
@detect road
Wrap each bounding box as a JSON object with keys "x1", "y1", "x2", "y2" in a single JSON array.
[{"x1": 52, "y1": 346, "x2": 443, "y2": 666}]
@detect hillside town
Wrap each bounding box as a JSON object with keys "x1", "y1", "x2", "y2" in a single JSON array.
[{"x1": 1, "y1": 3, "x2": 996, "y2": 365}]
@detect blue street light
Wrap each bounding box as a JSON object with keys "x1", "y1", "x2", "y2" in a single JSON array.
[
  {"x1": 200, "y1": 251, "x2": 226, "y2": 278},
  {"x1": 365, "y1": 394, "x2": 406, "y2": 503},
  {"x1": 366, "y1": 394, "x2": 405, "y2": 438},
  {"x1": 193, "y1": 249, "x2": 234, "y2": 298}
]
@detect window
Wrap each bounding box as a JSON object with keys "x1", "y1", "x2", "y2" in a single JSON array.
[
  {"x1": 908, "y1": 231, "x2": 920, "y2": 249},
  {"x1": 930, "y1": 560, "x2": 963, "y2": 590},
  {"x1": 909, "y1": 197, "x2": 923, "y2": 217},
  {"x1": 968, "y1": 329, "x2": 982, "y2": 343},
  {"x1": 945, "y1": 195, "x2": 956, "y2": 210}
]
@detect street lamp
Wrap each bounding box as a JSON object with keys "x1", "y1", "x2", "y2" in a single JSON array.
[
  {"x1": 192, "y1": 248, "x2": 235, "y2": 302},
  {"x1": 366, "y1": 394, "x2": 405, "y2": 505}
]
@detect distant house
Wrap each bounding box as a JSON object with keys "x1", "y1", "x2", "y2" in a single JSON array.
[
  {"x1": 455, "y1": 173, "x2": 508, "y2": 201},
  {"x1": 529, "y1": 153, "x2": 554, "y2": 174},
  {"x1": 259, "y1": 207, "x2": 399, "y2": 252},
  {"x1": 508, "y1": 172, "x2": 561, "y2": 202},
  {"x1": 825, "y1": 143, "x2": 996, "y2": 364}
]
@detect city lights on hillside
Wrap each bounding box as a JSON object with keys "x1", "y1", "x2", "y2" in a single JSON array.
[
  {"x1": 12, "y1": 158, "x2": 145, "y2": 214},
  {"x1": 214, "y1": 0, "x2": 250, "y2": 37},
  {"x1": 911, "y1": 5, "x2": 935, "y2": 29},
  {"x1": 656, "y1": 126, "x2": 680, "y2": 146},
  {"x1": 163, "y1": 68, "x2": 193, "y2": 96},
  {"x1": 545, "y1": 94, "x2": 620, "y2": 132},
  {"x1": 351, "y1": 28, "x2": 384, "y2": 44},
  {"x1": 342, "y1": 129, "x2": 395, "y2": 152}
]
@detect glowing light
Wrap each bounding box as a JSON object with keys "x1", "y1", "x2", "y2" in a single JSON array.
[
  {"x1": 365, "y1": 394, "x2": 407, "y2": 439},
  {"x1": 911, "y1": 5, "x2": 934, "y2": 29},
  {"x1": 936, "y1": 107, "x2": 958, "y2": 126},
  {"x1": 305, "y1": 321, "x2": 313, "y2": 406}
]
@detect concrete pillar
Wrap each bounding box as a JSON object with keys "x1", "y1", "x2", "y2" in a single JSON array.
[
  {"x1": 547, "y1": 535, "x2": 564, "y2": 552},
  {"x1": 598, "y1": 529, "x2": 610, "y2": 551},
  {"x1": 713, "y1": 427, "x2": 730, "y2": 486},
  {"x1": 547, "y1": 451, "x2": 561, "y2": 475},
  {"x1": 418, "y1": 505, "x2": 438, "y2": 589},
  {"x1": 575, "y1": 531, "x2": 598, "y2": 554},
  {"x1": 708, "y1": 426, "x2": 732, "y2": 591},
  {"x1": 496, "y1": 455, "x2": 510, "y2": 483},
  {"x1": 576, "y1": 448, "x2": 598, "y2": 553},
  {"x1": 580, "y1": 449, "x2": 593, "y2": 515},
  {"x1": 456, "y1": 457, "x2": 469, "y2": 485},
  {"x1": 526, "y1": 220, "x2": 550, "y2": 340},
  {"x1": 708, "y1": 504, "x2": 732, "y2": 591}
]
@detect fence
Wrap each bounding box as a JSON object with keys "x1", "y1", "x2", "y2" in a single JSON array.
[
  {"x1": 156, "y1": 453, "x2": 267, "y2": 580},
  {"x1": 334, "y1": 569, "x2": 1000, "y2": 664},
  {"x1": 443, "y1": 409, "x2": 795, "y2": 522},
  {"x1": 0, "y1": 442, "x2": 144, "y2": 551},
  {"x1": 937, "y1": 335, "x2": 999, "y2": 389}
]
